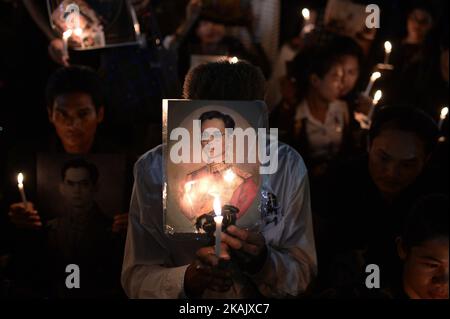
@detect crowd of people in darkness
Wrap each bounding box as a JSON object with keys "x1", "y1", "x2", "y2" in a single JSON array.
[{"x1": 0, "y1": 0, "x2": 448, "y2": 299}]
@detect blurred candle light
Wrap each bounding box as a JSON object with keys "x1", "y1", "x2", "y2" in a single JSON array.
[
  {"x1": 384, "y1": 41, "x2": 392, "y2": 65},
  {"x1": 300, "y1": 8, "x2": 315, "y2": 35},
  {"x1": 229, "y1": 56, "x2": 239, "y2": 64},
  {"x1": 368, "y1": 90, "x2": 383, "y2": 120},
  {"x1": 17, "y1": 173, "x2": 28, "y2": 208},
  {"x1": 73, "y1": 27, "x2": 83, "y2": 37},
  {"x1": 213, "y1": 195, "x2": 223, "y2": 257},
  {"x1": 364, "y1": 71, "x2": 381, "y2": 96},
  {"x1": 301, "y1": 8, "x2": 310, "y2": 22},
  {"x1": 438, "y1": 106, "x2": 448, "y2": 131}
]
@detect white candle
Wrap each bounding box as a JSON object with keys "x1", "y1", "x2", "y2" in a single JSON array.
[
  {"x1": 62, "y1": 29, "x2": 73, "y2": 58},
  {"x1": 438, "y1": 106, "x2": 449, "y2": 131},
  {"x1": 384, "y1": 41, "x2": 392, "y2": 65},
  {"x1": 368, "y1": 90, "x2": 383, "y2": 120},
  {"x1": 213, "y1": 195, "x2": 223, "y2": 257},
  {"x1": 17, "y1": 173, "x2": 28, "y2": 208},
  {"x1": 364, "y1": 71, "x2": 381, "y2": 96}
]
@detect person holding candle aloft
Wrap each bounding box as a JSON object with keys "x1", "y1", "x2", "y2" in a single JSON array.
[
  {"x1": 4, "y1": 67, "x2": 132, "y2": 297},
  {"x1": 7, "y1": 66, "x2": 130, "y2": 234},
  {"x1": 379, "y1": 2, "x2": 434, "y2": 80},
  {"x1": 122, "y1": 61, "x2": 317, "y2": 299}
]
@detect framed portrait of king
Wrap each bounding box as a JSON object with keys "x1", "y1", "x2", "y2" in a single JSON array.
[
  {"x1": 47, "y1": 0, "x2": 142, "y2": 50},
  {"x1": 163, "y1": 100, "x2": 269, "y2": 237}
]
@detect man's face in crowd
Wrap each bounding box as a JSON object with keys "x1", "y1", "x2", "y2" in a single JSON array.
[
  {"x1": 196, "y1": 20, "x2": 226, "y2": 45},
  {"x1": 60, "y1": 167, "x2": 97, "y2": 210},
  {"x1": 407, "y1": 9, "x2": 433, "y2": 43},
  {"x1": 311, "y1": 64, "x2": 344, "y2": 103},
  {"x1": 48, "y1": 92, "x2": 104, "y2": 154},
  {"x1": 368, "y1": 129, "x2": 428, "y2": 197},
  {"x1": 398, "y1": 238, "x2": 449, "y2": 299},
  {"x1": 339, "y1": 55, "x2": 360, "y2": 97},
  {"x1": 201, "y1": 118, "x2": 226, "y2": 161}
]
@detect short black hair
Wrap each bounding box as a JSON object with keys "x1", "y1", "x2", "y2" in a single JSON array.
[
  {"x1": 369, "y1": 105, "x2": 439, "y2": 155},
  {"x1": 61, "y1": 158, "x2": 99, "y2": 184},
  {"x1": 46, "y1": 65, "x2": 104, "y2": 111},
  {"x1": 401, "y1": 194, "x2": 449, "y2": 250},
  {"x1": 288, "y1": 45, "x2": 342, "y2": 100},
  {"x1": 199, "y1": 111, "x2": 235, "y2": 129},
  {"x1": 330, "y1": 35, "x2": 364, "y2": 66},
  {"x1": 183, "y1": 60, "x2": 265, "y2": 100},
  {"x1": 406, "y1": 0, "x2": 435, "y2": 19}
]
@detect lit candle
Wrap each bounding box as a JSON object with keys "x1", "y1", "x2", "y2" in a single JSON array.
[
  {"x1": 384, "y1": 41, "x2": 392, "y2": 65},
  {"x1": 229, "y1": 56, "x2": 239, "y2": 64},
  {"x1": 300, "y1": 8, "x2": 314, "y2": 35},
  {"x1": 364, "y1": 71, "x2": 381, "y2": 96},
  {"x1": 301, "y1": 8, "x2": 310, "y2": 22},
  {"x1": 17, "y1": 173, "x2": 28, "y2": 208},
  {"x1": 213, "y1": 195, "x2": 223, "y2": 257},
  {"x1": 438, "y1": 106, "x2": 448, "y2": 131},
  {"x1": 368, "y1": 90, "x2": 383, "y2": 120},
  {"x1": 62, "y1": 29, "x2": 73, "y2": 58}
]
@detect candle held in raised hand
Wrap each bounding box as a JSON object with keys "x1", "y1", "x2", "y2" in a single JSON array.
[
  {"x1": 17, "y1": 173, "x2": 28, "y2": 208},
  {"x1": 364, "y1": 72, "x2": 381, "y2": 96}
]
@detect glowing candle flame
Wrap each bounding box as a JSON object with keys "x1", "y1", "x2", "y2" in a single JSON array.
[
  {"x1": 371, "y1": 72, "x2": 381, "y2": 82},
  {"x1": 17, "y1": 173, "x2": 24, "y2": 186},
  {"x1": 302, "y1": 8, "x2": 310, "y2": 21},
  {"x1": 213, "y1": 195, "x2": 222, "y2": 217},
  {"x1": 384, "y1": 41, "x2": 392, "y2": 54},
  {"x1": 440, "y1": 107, "x2": 448, "y2": 120},
  {"x1": 73, "y1": 27, "x2": 83, "y2": 37},
  {"x1": 373, "y1": 90, "x2": 382, "y2": 104},
  {"x1": 229, "y1": 56, "x2": 239, "y2": 64}
]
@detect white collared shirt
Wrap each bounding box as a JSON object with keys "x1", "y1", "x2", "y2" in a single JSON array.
[
  {"x1": 121, "y1": 142, "x2": 317, "y2": 298},
  {"x1": 295, "y1": 100, "x2": 348, "y2": 160}
]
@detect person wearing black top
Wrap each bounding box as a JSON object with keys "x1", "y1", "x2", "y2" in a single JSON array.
[
  {"x1": 313, "y1": 105, "x2": 444, "y2": 293},
  {"x1": 3, "y1": 66, "x2": 130, "y2": 298}
]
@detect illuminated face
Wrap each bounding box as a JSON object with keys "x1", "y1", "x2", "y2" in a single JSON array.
[
  {"x1": 48, "y1": 92, "x2": 103, "y2": 154},
  {"x1": 312, "y1": 64, "x2": 344, "y2": 103},
  {"x1": 407, "y1": 9, "x2": 433, "y2": 43},
  {"x1": 399, "y1": 238, "x2": 449, "y2": 299},
  {"x1": 339, "y1": 55, "x2": 360, "y2": 97},
  {"x1": 201, "y1": 118, "x2": 227, "y2": 161},
  {"x1": 60, "y1": 167, "x2": 96, "y2": 210},
  {"x1": 369, "y1": 129, "x2": 427, "y2": 196}
]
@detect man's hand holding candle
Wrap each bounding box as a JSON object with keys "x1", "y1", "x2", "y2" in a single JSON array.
[
  {"x1": 8, "y1": 202, "x2": 42, "y2": 230},
  {"x1": 221, "y1": 225, "x2": 268, "y2": 274},
  {"x1": 184, "y1": 243, "x2": 232, "y2": 297}
]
